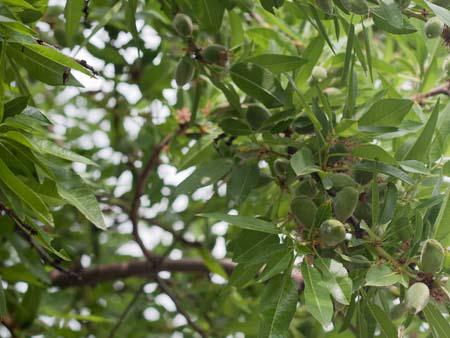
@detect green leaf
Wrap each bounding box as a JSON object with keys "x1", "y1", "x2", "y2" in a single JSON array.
[
  {"x1": 175, "y1": 159, "x2": 233, "y2": 195},
  {"x1": 193, "y1": 0, "x2": 226, "y2": 33},
  {"x1": 6, "y1": 45, "x2": 82, "y2": 87},
  {"x1": 125, "y1": 0, "x2": 143, "y2": 53},
  {"x1": 403, "y1": 100, "x2": 440, "y2": 162},
  {"x1": 198, "y1": 248, "x2": 228, "y2": 279},
  {"x1": 365, "y1": 264, "x2": 404, "y2": 287},
  {"x1": 230, "y1": 62, "x2": 285, "y2": 108},
  {"x1": 64, "y1": 0, "x2": 83, "y2": 46},
  {"x1": 433, "y1": 189, "x2": 450, "y2": 246},
  {"x1": 0, "y1": 157, "x2": 53, "y2": 225},
  {"x1": 10, "y1": 235, "x2": 51, "y2": 284},
  {"x1": 219, "y1": 118, "x2": 252, "y2": 136},
  {"x1": 246, "y1": 54, "x2": 307, "y2": 74},
  {"x1": 200, "y1": 213, "x2": 280, "y2": 234},
  {"x1": 352, "y1": 144, "x2": 397, "y2": 164},
  {"x1": 359, "y1": 99, "x2": 413, "y2": 127},
  {"x1": 423, "y1": 303, "x2": 450, "y2": 338},
  {"x1": 55, "y1": 169, "x2": 106, "y2": 230},
  {"x1": 0, "y1": 38, "x2": 6, "y2": 122},
  {"x1": 234, "y1": 234, "x2": 285, "y2": 265},
  {"x1": 258, "y1": 273, "x2": 297, "y2": 338},
  {"x1": 31, "y1": 137, "x2": 98, "y2": 166},
  {"x1": 315, "y1": 257, "x2": 353, "y2": 305},
  {"x1": 260, "y1": 0, "x2": 285, "y2": 13},
  {"x1": 425, "y1": 0, "x2": 450, "y2": 26},
  {"x1": 22, "y1": 43, "x2": 92, "y2": 76},
  {"x1": 258, "y1": 250, "x2": 292, "y2": 282},
  {"x1": 301, "y1": 262, "x2": 333, "y2": 327},
  {"x1": 366, "y1": 303, "x2": 397, "y2": 338},
  {"x1": 353, "y1": 161, "x2": 414, "y2": 185},
  {"x1": 399, "y1": 160, "x2": 429, "y2": 174},
  {"x1": 227, "y1": 162, "x2": 260, "y2": 203},
  {"x1": 0, "y1": 277, "x2": 7, "y2": 317},
  {"x1": 290, "y1": 147, "x2": 320, "y2": 176}
]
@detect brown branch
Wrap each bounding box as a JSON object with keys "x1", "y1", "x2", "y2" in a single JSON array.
[
  {"x1": 129, "y1": 124, "x2": 187, "y2": 261},
  {"x1": 50, "y1": 257, "x2": 235, "y2": 287},
  {"x1": 50, "y1": 257, "x2": 304, "y2": 289},
  {"x1": 414, "y1": 81, "x2": 450, "y2": 105}
]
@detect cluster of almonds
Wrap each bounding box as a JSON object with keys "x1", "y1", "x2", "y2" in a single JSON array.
[{"x1": 172, "y1": 14, "x2": 229, "y2": 87}]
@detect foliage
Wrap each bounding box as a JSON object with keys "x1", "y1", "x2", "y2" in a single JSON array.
[{"x1": 0, "y1": 0, "x2": 449, "y2": 337}]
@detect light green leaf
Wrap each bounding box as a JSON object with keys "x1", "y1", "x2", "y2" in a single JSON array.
[
  {"x1": 301, "y1": 262, "x2": 333, "y2": 327},
  {"x1": 433, "y1": 189, "x2": 450, "y2": 246},
  {"x1": 7, "y1": 44, "x2": 82, "y2": 87},
  {"x1": 23, "y1": 43, "x2": 92, "y2": 76},
  {"x1": 0, "y1": 158, "x2": 53, "y2": 226},
  {"x1": 290, "y1": 147, "x2": 320, "y2": 176},
  {"x1": 353, "y1": 161, "x2": 414, "y2": 185},
  {"x1": 175, "y1": 159, "x2": 233, "y2": 195},
  {"x1": 258, "y1": 250, "x2": 292, "y2": 282},
  {"x1": 352, "y1": 144, "x2": 397, "y2": 164},
  {"x1": 366, "y1": 303, "x2": 397, "y2": 338},
  {"x1": 31, "y1": 137, "x2": 98, "y2": 166},
  {"x1": 425, "y1": 0, "x2": 450, "y2": 26},
  {"x1": 315, "y1": 257, "x2": 353, "y2": 305},
  {"x1": 258, "y1": 273, "x2": 297, "y2": 338},
  {"x1": 246, "y1": 54, "x2": 307, "y2": 74},
  {"x1": 200, "y1": 213, "x2": 280, "y2": 234},
  {"x1": 64, "y1": 0, "x2": 83, "y2": 45},
  {"x1": 230, "y1": 62, "x2": 285, "y2": 108},
  {"x1": 365, "y1": 264, "x2": 404, "y2": 287},
  {"x1": 404, "y1": 100, "x2": 440, "y2": 162},
  {"x1": 55, "y1": 170, "x2": 106, "y2": 230},
  {"x1": 423, "y1": 303, "x2": 450, "y2": 338},
  {"x1": 359, "y1": 99, "x2": 413, "y2": 127},
  {"x1": 193, "y1": 0, "x2": 226, "y2": 33},
  {"x1": 227, "y1": 162, "x2": 260, "y2": 204}
]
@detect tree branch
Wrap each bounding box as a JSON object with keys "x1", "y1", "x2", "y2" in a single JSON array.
[
  {"x1": 50, "y1": 257, "x2": 235, "y2": 287},
  {"x1": 49, "y1": 257, "x2": 305, "y2": 289},
  {"x1": 129, "y1": 124, "x2": 187, "y2": 261},
  {"x1": 414, "y1": 81, "x2": 450, "y2": 105}
]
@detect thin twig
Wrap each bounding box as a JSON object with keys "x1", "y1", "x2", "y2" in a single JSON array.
[
  {"x1": 155, "y1": 276, "x2": 207, "y2": 338},
  {"x1": 129, "y1": 124, "x2": 187, "y2": 261},
  {"x1": 107, "y1": 283, "x2": 145, "y2": 338}
]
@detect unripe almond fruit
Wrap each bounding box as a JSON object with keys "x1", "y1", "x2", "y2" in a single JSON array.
[
  {"x1": 173, "y1": 13, "x2": 193, "y2": 37},
  {"x1": 246, "y1": 104, "x2": 270, "y2": 130},
  {"x1": 317, "y1": 0, "x2": 334, "y2": 15},
  {"x1": 334, "y1": 186, "x2": 359, "y2": 221},
  {"x1": 420, "y1": 239, "x2": 445, "y2": 273},
  {"x1": 329, "y1": 173, "x2": 358, "y2": 191},
  {"x1": 291, "y1": 196, "x2": 317, "y2": 228},
  {"x1": 274, "y1": 158, "x2": 289, "y2": 179},
  {"x1": 406, "y1": 282, "x2": 430, "y2": 314},
  {"x1": 202, "y1": 44, "x2": 228, "y2": 66},
  {"x1": 425, "y1": 17, "x2": 444, "y2": 39},
  {"x1": 295, "y1": 178, "x2": 318, "y2": 198},
  {"x1": 175, "y1": 57, "x2": 195, "y2": 87},
  {"x1": 319, "y1": 219, "x2": 346, "y2": 247},
  {"x1": 340, "y1": 0, "x2": 369, "y2": 15},
  {"x1": 312, "y1": 66, "x2": 327, "y2": 81}
]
